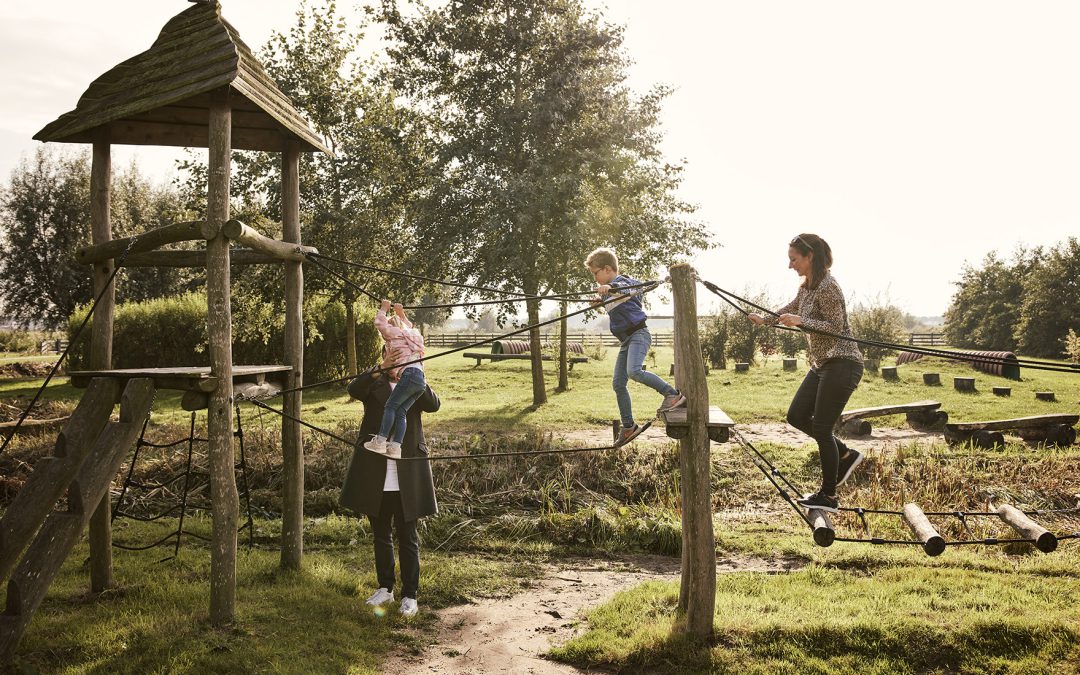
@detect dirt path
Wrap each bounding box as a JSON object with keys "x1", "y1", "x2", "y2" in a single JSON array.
[
  {"x1": 383, "y1": 554, "x2": 800, "y2": 674},
  {"x1": 559, "y1": 420, "x2": 940, "y2": 450}
]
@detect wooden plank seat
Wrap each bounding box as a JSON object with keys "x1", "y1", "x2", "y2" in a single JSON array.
[
  {"x1": 663, "y1": 406, "x2": 735, "y2": 443},
  {"x1": 462, "y1": 352, "x2": 588, "y2": 370},
  {"x1": 837, "y1": 400, "x2": 945, "y2": 436},
  {"x1": 945, "y1": 414, "x2": 1079, "y2": 448},
  {"x1": 68, "y1": 365, "x2": 292, "y2": 393}
]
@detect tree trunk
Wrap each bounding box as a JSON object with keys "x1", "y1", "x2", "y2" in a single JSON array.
[
  {"x1": 557, "y1": 300, "x2": 569, "y2": 391},
  {"x1": 345, "y1": 292, "x2": 358, "y2": 376},
  {"x1": 526, "y1": 298, "x2": 547, "y2": 405}
]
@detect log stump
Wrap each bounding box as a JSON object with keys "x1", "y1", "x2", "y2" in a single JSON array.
[
  {"x1": 881, "y1": 366, "x2": 899, "y2": 381},
  {"x1": 863, "y1": 358, "x2": 879, "y2": 373},
  {"x1": 734, "y1": 363, "x2": 750, "y2": 372},
  {"x1": 1035, "y1": 391, "x2": 1056, "y2": 402},
  {"x1": 992, "y1": 386, "x2": 1011, "y2": 397},
  {"x1": 923, "y1": 373, "x2": 941, "y2": 386},
  {"x1": 954, "y1": 377, "x2": 976, "y2": 392},
  {"x1": 783, "y1": 358, "x2": 797, "y2": 371}
]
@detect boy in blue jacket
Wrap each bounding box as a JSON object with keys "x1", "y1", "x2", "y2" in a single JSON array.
[{"x1": 586, "y1": 247, "x2": 685, "y2": 445}]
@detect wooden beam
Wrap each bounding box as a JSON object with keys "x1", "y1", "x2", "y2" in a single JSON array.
[
  {"x1": 671, "y1": 263, "x2": 715, "y2": 640},
  {"x1": 87, "y1": 130, "x2": 115, "y2": 594},
  {"x1": 76, "y1": 220, "x2": 208, "y2": 265},
  {"x1": 998, "y1": 504, "x2": 1057, "y2": 553},
  {"x1": 222, "y1": 219, "x2": 317, "y2": 262},
  {"x1": 182, "y1": 380, "x2": 282, "y2": 411},
  {"x1": 120, "y1": 249, "x2": 286, "y2": 267},
  {"x1": 280, "y1": 140, "x2": 305, "y2": 571},
  {"x1": 206, "y1": 87, "x2": 238, "y2": 626},
  {"x1": 807, "y1": 509, "x2": 835, "y2": 547},
  {"x1": 902, "y1": 503, "x2": 946, "y2": 556}
]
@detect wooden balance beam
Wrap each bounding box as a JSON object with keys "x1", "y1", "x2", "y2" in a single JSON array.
[{"x1": 837, "y1": 400, "x2": 946, "y2": 436}]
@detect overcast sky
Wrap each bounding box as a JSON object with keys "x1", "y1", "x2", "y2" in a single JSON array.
[{"x1": 3, "y1": 1, "x2": 1079, "y2": 318}]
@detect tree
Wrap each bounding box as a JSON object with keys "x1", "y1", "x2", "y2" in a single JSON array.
[
  {"x1": 379, "y1": 0, "x2": 711, "y2": 404},
  {"x1": 1015, "y1": 237, "x2": 1080, "y2": 357},
  {"x1": 942, "y1": 249, "x2": 1038, "y2": 350}
]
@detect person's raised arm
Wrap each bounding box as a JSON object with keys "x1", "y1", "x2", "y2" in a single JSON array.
[
  {"x1": 393, "y1": 303, "x2": 413, "y2": 329},
  {"x1": 414, "y1": 384, "x2": 441, "y2": 413}
]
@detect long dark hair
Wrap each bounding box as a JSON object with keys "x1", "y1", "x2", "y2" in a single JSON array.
[{"x1": 790, "y1": 233, "x2": 832, "y2": 289}]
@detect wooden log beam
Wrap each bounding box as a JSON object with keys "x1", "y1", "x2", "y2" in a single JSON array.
[
  {"x1": 671, "y1": 263, "x2": 715, "y2": 640},
  {"x1": 75, "y1": 220, "x2": 209, "y2": 265},
  {"x1": 807, "y1": 509, "x2": 835, "y2": 547},
  {"x1": 902, "y1": 503, "x2": 946, "y2": 556},
  {"x1": 280, "y1": 141, "x2": 305, "y2": 571},
  {"x1": 998, "y1": 504, "x2": 1057, "y2": 553},
  {"x1": 181, "y1": 381, "x2": 282, "y2": 412},
  {"x1": 206, "y1": 87, "x2": 239, "y2": 626},
  {"x1": 0, "y1": 417, "x2": 70, "y2": 439},
  {"x1": 222, "y1": 219, "x2": 318, "y2": 262},
  {"x1": 120, "y1": 249, "x2": 288, "y2": 267}
]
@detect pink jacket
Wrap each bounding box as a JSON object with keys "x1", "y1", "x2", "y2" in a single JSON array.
[{"x1": 375, "y1": 311, "x2": 425, "y2": 380}]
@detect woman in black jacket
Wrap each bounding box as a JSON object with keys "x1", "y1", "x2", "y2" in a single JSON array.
[{"x1": 341, "y1": 359, "x2": 440, "y2": 617}]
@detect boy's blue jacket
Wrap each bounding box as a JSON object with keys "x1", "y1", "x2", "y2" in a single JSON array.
[{"x1": 607, "y1": 274, "x2": 648, "y2": 341}]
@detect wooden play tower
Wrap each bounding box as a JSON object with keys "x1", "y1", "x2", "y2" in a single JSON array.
[{"x1": 1, "y1": 0, "x2": 331, "y2": 658}]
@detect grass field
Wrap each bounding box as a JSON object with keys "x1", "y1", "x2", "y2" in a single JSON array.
[{"x1": 2, "y1": 346, "x2": 1079, "y2": 672}]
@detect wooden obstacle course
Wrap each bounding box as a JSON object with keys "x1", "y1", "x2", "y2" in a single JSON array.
[
  {"x1": 837, "y1": 400, "x2": 945, "y2": 436},
  {"x1": 944, "y1": 414, "x2": 1079, "y2": 448},
  {"x1": 663, "y1": 406, "x2": 734, "y2": 443}
]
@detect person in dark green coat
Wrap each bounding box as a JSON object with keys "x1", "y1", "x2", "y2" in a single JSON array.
[{"x1": 341, "y1": 360, "x2": 440, "y2": 617}]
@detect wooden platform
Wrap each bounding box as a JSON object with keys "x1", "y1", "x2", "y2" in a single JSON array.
[
  {"x1": 663, "y1": 406, "x2": 734, "y2": 443},
  {"x1": 838, "y1": 400, "x2": 945, "y2": 436},
  {"x1": 945, "y1": 414, "x2": 1079, "y2": 448},
  {"x1": 68, "y1": 365, "x2": 292, "y2": 393}
]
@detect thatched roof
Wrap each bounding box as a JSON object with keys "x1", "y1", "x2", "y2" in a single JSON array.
[{"x1": 35, "y1": 1, "x2": 331, "y2": 154}]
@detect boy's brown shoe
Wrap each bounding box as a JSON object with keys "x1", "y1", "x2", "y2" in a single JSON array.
[
  {"x1": 658, "y1": 392, "x2": 687, "y2": 413},
  {"x1": 615, "y1": 424, "x2": 643, "y2": 447}
]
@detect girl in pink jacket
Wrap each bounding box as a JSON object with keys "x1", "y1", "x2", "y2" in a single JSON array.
[{"x1": 364, "y1": 300, "x2": 427, "y2": 458}]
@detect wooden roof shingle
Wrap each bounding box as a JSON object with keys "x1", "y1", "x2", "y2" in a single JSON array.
[{"x1": 34, "y1": 1, "x2": 331, "y2": 155}]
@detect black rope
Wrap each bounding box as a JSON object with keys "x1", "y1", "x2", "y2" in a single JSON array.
[
  {"x1": 269, "y1": 280, "x2": 662, "y2": 397},
  {"x1": 731, "y1": 430, "x2": 813, "y2": 528},
  {"x1": 245, "y1": 398, "x2": 655, "y2": 461},
  {"x1": 235, "y1": 404, "x2": 255, "y2": 551},
  {"x1": 307, "y1": 251, "x2": 626, "y2": 301},
  {"x1": 699, "y1": 279, "x2": 1080, "y2": 374}
]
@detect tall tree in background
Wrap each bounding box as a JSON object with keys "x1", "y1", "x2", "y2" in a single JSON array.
[
  {"x1": 943, "y1": 249, "x2": 1039, "y2": 350},
  {"x1": 228, "y1": 1, "x2": 437, "y2": 374},
  {"x1": 379, "y1": 0, "x2": 710, "y2": 404},
  {"x1": 0, "y1": 149, "x2": 193, "y2": 329},
  {"x1": 1015, "y1": 237, "x2": 1080, "y2": 357}
]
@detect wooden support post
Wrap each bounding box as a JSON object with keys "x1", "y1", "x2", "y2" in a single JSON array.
[
  {"x1": 280, "y1": 140, "x2": 305, "y2": 571},
  {"x1": 997, "y1": 504, "x2": 1057, "y2": 553},
  {"x1": 87, "y1": 129, "x2": 116, "y2": 593},
  {"x1": 557, "y1": 300, "x2": 569, "y2": 391},
  {"x1": 902, "y1": 504, "x2": 946, "y2": 556},
  {"x1": 670, "y1": 264, "x2": 715, "y2": 639},
  {"x1": 207, "y1": 87, "x2": 238, "y2": 624}
]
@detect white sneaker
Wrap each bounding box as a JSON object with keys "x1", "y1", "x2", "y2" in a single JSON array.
[
  {"x1": 365, "y1": 587, "x2": 394, "y2": 606},
  {"x1": 386, "y1": 441, "x2": 402, "y2": 459},
  {"x1": 400, "y1": 597, "x2": 418, "y2": 617},
  {"x1": 364, "y1": 435, "x2": 388, "y2": 454}
]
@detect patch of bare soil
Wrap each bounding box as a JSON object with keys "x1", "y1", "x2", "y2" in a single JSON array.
[
  {"x1": 383, "y1": 553, "x2": 801, "y2": 674},
  {"x1": 0, "y1": 361, "x2": 57, "y2": 379}
]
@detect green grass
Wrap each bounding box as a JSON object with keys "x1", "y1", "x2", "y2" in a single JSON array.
[{"x1": 7, "y1": 515, "x2": 538, "y2": 674}]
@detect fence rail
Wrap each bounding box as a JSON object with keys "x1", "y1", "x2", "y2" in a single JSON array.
[
  {"x1": 425, "y1": 331, "x2": 675, "y2": 348},
  {"x1": 907, "y1": 332, "x2": 946, "y2": 346}
]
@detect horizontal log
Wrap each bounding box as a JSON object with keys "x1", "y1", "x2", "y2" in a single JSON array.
[
  {"x1": 181, "y1": 380, "x2": 282, "y2": 411},
  {"x1": 0, "y1": 417, "x2": 70, "y2": 439},
  {"x1": 222, "y1": 220, "x2": 317, "y2": 261},
  {"x1": 807, "y1": 509, "x2": 835, "y2": 547},
  {"x1": 902, "y1": 503, "x2": 946, "y2": 556},
  {"x1": 997, "y1": 504, "x2": 1057, "y2": 553},
  {"x1": 121, "y1": 249, "x2": 288, "y2": 267},
  {"x1": 75, "y1": 220, "x2": 207, "y2": 264}
]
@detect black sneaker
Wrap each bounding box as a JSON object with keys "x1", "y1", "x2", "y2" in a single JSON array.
[
  {"x1": 836, "y1": 450, "x2": 864, "y2": 487},
  {"x1": 797, "y1": 492, "x2": 839, "y2": 513}
]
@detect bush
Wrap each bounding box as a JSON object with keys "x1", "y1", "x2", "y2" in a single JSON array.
[
  {"x1": 701, "y1": 313, "x2": 729, "y2": 369},
  {"x1": 1063, "y1": 328, "x2": 1080, "y2": 364},
  {"x1": 0, "y1": 329, "x2": 50, "y2": 354},
  {"x1": 849, "y1": 299, "x2": 906, "y2": 361},
  {"x1": 66, "y1": 293, "x2": 381, "y2": 384},
  {"x1": 778, "y1": 329, "x2": 804, "y2": 358}
]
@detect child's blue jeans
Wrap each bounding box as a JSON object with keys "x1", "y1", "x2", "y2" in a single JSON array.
[
  {"x1": 613, "y1": 328, "x2": 677, "y2": 428},
  {"x1": 378, "y1": 367, "x2": 427, "y2": 444}
]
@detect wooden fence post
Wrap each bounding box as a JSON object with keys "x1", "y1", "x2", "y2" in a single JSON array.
[
  {"x1": 207, "y1": 87, "x2": 238, "y2": 624},
  {"x1": 280, "y1": 140, "x2": 305, "y2": 570},
  {"x1": 671, "y1": 264, "x2": 715, "y2": 639},
  {"x1": 87, "y1": 128, "x2": 116, "y2": 593}
]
